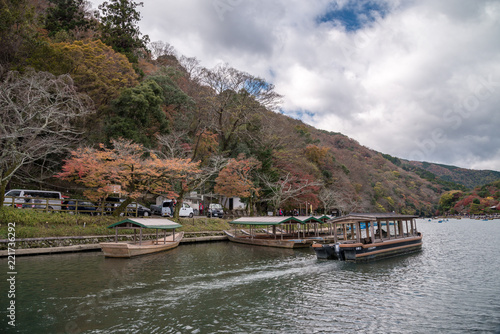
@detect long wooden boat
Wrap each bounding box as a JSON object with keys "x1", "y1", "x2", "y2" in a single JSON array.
[
  {"x1": 226, "y1": 216, "x2": 315, "y2": 249},
  {"x1": 224, "y1": 230, "x2": 312, "y2": 248},
  {"x1": 312, "y1": 213, "x2": 422, "y2": 261},
  {"x1": 100, "y1": 218, "x2": 183, "y2": 258}
]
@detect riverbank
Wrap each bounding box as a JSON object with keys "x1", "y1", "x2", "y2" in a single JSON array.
[
  {"x1": 0, "y1": 207, "x2": 232, "y2": 256},
  {"x1": 0, "y1": 207, "x2": 231, "y2": 239},
  {"x1": 0, "y1": 231, "x2": 228, "y2": 257}
]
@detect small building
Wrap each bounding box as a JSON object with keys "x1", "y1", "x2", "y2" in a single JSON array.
[{"x1": 220, "y1": 196, "x2": 245, "y2": 211}]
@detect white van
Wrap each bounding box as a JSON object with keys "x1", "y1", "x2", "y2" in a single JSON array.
[{"x1": 3, "y1": 189, "x2": 63, "y2": 210}]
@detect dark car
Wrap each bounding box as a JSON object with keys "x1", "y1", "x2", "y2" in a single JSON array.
[
  {"x1": 206, "y1": 203, "x2": 224, "y2": 218},
  {"x1": 63, "y1": 200, "x2": 98, "y2": 215},
  {"x1": 124, "y1": 202, "x2": 152, "y2": 217}
]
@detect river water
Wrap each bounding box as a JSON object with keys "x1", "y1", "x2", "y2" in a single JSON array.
[{"x1": 1, "y1": 218, "x2": 500, "y2": 333}]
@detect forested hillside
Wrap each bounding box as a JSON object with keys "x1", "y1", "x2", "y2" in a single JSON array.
[
  {"x1": 1, "y1": 0, "x2": 496, "y2": 217},
  {"x1": 406, "y1": 161, "x2": 500, "y2": 189},
  {"x1": 437, "y1": 181, "x2": 500, "y2": 215}
]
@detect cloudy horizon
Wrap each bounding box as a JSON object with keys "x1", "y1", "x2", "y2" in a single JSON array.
[{"x1": 92, "y1": 0, "x2": 500, "y2": 172}]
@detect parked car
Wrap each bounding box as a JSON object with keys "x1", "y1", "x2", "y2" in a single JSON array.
[
  {"x1": 150, "y1": 200, "x2": 194, "y2": 218},
  {"x1": 206, "y1": 203, "x2": 224, "y2": 218},
  {"x1": 102, "y1": 196, "x2": 123, "y2": 214},
  {"x1": 150, "y1": 200, "x2": 173, "y2": 217},
  {"x1": 3, "y1": 189, "x2": 63, "y2": 210},
  {"x1": 179, "y1": 203, "x2": 194, "y2": 218},
  {"x1": 62, "y1": 200, "x2": 98, "y2": 215},
  {"x1": 124, "y1": 202, "x2": 152, "y2": 217}
]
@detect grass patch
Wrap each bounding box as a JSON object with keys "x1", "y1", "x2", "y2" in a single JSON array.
[
  {"x1": 177, "y1": 217, "x2": 231, "y2": 232},
  {"x1": 0, "y1": 208, "x2": 119, "y2": 238},
  {"x1": 0, "y1": 207, "x2": 231, "y2": 239}
]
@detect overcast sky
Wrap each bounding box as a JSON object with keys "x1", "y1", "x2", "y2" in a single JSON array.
[{"x1": 92, "y1": 0, "x2": 500, "y2": 171}]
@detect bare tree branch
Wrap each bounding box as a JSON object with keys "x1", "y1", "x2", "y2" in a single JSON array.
[
  {"x1": 260, "y1": 172, "x2": 323, "y2": 213},
  {"x1": 155, "y1": 131, "x2": 190, "y2": 159},
  {"x1": 318, "y1": 183, "x2": 365, "y2": 215},
  {"x1": 199, "y1": 63, "x2": 283, "y2": 152},
  {"x1": 0, "y1": 67, "x2": 94, "y2": 202}
]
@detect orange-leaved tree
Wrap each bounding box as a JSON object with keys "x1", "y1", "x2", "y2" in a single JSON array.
[
  {"x1": 56, "y1": 138, "x2": 200, "y2": 215},
  {"x1": 214, "y1": 154, "x2": 262, "y2": 215},
  {"x1": 304, "y1": 144, "x2": 330, "y2": 165}
]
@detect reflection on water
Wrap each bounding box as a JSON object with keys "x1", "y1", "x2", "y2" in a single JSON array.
[{"x1": 1, "y1": 219, "x2": 500, "y2": 333}]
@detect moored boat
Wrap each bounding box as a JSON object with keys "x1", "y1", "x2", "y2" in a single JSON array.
[
  {"x1": 312, "y1": 213, "x2": 422, "y2": 261},
  {"x1": 100, "y1": 218, "x2": 183, "y2": 258},
  {"x1": 226, "y1": 216, "x2": 315, "y2": 248}
]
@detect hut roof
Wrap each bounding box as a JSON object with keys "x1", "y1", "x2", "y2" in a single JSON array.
[
  {"x1": 107, "y1": 218, "x2": 182, "y2": 230},
  {"x1": 230, "y1": 216, "x2": 306, "y2": 225},
  {"x1": 329, "y1": 213, "x2": 418, "y2": 224}
]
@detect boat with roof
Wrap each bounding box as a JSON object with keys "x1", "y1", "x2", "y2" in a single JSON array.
[
  {"x1": 225, "y1": 216, "x2": 316, "y2": 248},
  {"x1": 312, "y1": 213, "x2": 422, "y2": 261},
  {"x1": 100, "y1": 218, "x2": 184, "y2": 258}
]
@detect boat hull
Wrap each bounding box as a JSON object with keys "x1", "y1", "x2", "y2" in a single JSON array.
[
  {"x1": 313, "y1": 243, "x2": 340, "y2": 260},
  {"x1": 313, "y1": 235, "x2": 422, "y2": 261},
  {"x1": 225, "y1": 231, "x2": 313, "y2": 249},
  {"x1": 100, "y1": 232, "x2": 184, "y2": 258}
]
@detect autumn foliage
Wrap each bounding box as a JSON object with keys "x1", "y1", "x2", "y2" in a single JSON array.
[
  {"x1": 438, "y1": 181, "x2": 500, "y2": 215},
  {"x1": 28, "y1": 40, "x2": 139, "y2": 109},
  {"x1": 56, "y1": 138, "x2": 200, "y2": 202},
  {"x1": 215, "y1": 154, "x2": 261, "y2": 198},
  {"x1": 304, "y1": 144, "x2": 329, "y2": 165}
]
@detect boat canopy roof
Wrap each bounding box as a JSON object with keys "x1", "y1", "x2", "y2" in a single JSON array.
[
  {"x1": 313, "y1": 215, "x2": 332, "y2": 222},
  {"x1": 230, "y1": 216, "x2": 312, "y2": 225},
  {"x1": 295, "y1": 216, "x2": 323, "y2": 223},
  {"x1": 329, "y1": 213, "x2": 418, "y2": 224},
  {"x1": 107, "y1": 218, "x2": 182, "y2": 230}
]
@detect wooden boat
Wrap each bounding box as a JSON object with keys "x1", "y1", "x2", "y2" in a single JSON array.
[
  {"x1": 296, "y1": 215, "x2": 336, "y2": 242},
  {"x1": 312, "y1": 213, "x2": 422, "y2": 262},
  {"x1": 100, "y1": 218, "x2": 183, "y2": 258},
  {"x1": 226, "y1": 216, "x2": 315, "y2": 249}
]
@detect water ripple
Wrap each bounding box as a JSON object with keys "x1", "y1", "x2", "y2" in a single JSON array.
[{"x1": 2, "y1": 219, "x2": 500, "y2": 333}]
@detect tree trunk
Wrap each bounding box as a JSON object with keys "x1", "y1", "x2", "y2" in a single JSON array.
[
  {"x1": 0, "y1": 178, "x2": 8, "y2": 209},
  {"x1": 174, "y1": 188, "x2": 186, "y2": 220},
  {"x1": 112, "y1": 197, "x2": 134, "y2": 217},
  {"x1": 249, "y1": 195, "x2": 255, "y2": 216}
]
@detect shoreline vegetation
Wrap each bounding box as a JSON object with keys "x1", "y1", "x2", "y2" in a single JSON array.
[{"x1": 0, "y1": 207, "x2": 231, "y2": 239}]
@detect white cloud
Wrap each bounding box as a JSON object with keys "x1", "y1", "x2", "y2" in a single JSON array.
[{"x1": 91, "y1": 0, "x2": 500, "y2": 171}]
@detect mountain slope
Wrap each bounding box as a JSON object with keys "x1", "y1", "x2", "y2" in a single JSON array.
[
  {"x1": 406, "y1": 161, "x2": 500, "y2": 189},
  {"x1": 254, "y1": 117, "x2": 445, "y2": 216}
]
